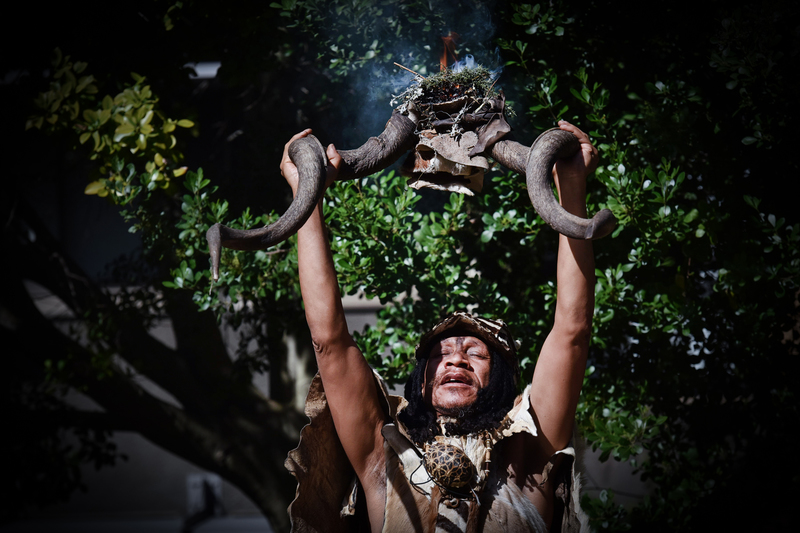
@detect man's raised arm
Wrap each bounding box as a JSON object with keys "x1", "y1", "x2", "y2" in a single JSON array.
[
  {"x1": 529, "y1": 121, "x2": 597, "y2": 457},
  {"x1": 281, "y1": 131, "x2": 387, "y2": 528}
]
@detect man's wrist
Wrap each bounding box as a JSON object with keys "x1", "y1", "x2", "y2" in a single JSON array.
[{"x1": 560, "y1": 201, "x2": 588, "y2": 218}]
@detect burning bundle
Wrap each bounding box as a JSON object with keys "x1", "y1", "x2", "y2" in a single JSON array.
[
  {"x1": 391, "y1": 63, "x2": 511, "y2": 196},
  {"x1": 205, "y1": 52, "x2": 617, "y2": 282}
]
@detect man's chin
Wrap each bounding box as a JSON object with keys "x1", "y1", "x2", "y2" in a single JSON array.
[{"x1": 433, "y1": 394, "x2": 477, "y2": 417}]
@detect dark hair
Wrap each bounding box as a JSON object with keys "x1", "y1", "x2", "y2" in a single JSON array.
[{"x1": 398, "y1": 348, "x2": 518, "y2": 445}]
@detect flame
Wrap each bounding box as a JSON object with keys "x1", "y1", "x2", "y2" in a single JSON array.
[{"x1": 440, "y1": 31, "x2": 460, "y2": 71}]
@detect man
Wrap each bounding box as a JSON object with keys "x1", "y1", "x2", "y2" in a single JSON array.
[{"x1": 282, "y1": 121, "x2": 597, "y2": 533}]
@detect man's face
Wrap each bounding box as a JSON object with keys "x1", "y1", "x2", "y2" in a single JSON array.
[{"x1": 423, "y1": 335, "x2": 492, "y2": 416}]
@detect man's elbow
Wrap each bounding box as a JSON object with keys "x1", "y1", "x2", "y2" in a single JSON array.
[
  {"x1": 552, "y1": 318, "x2": 592, "y2": 351},
  {"x1": 311, "y1": 331, "x2": 357, "y2": 361}
]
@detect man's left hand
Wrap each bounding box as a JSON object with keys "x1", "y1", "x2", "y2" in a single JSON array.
[
  {"x1": 555, "y1": 120, "x2": 598, "y2": 178},
  {"x1": 552, "y1": 121, "x2": 597, "y2": 213}
]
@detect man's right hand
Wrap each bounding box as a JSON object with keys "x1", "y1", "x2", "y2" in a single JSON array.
[{"x1": 280, "y1": 129, "x2": 342, "y2": 196}]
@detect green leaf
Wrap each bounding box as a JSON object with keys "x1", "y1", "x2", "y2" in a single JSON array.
[
  {"x1": 75, "y1": 75, "x2": 94, "y2": 93},
  {"x1": 140, "y1": 110, "x2": 154, "y2": 126},
  {"x1": 84, "y1": 180, "x2": 106, "y2": 195},
  {"x1": 114, "y1": 122, "x2": 135, "y2": 141},
  {"x1": 683, "y1": 209, "x2": 699, "y2": 223}
]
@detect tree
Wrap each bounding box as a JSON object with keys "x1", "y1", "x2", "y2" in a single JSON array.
[
  {"x1": 3, "y1": 0, "x2": 798, "y2": 531},
  {"x1": 2, "y1": 4, "x2": 320, "y2": 528}
]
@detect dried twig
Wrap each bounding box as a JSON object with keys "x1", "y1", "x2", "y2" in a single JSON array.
[{"x1": 394, "y1": 62, "x2": 425, "y2": 79}]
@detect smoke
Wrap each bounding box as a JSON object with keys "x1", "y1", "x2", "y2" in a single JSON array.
[
  {"x1": 452, "y1": 50, "x2": 503, "y2": 80},
  {"x1": 452, "y1": 54, "x2": 476, "y2": 72},
  {"x1": 330, "y1": 0, "x2": 502, "y2": 147}
]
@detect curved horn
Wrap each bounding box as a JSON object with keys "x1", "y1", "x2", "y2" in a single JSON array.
[
  {"x1": 490, "y1": 129, "x2": 616, "y2": 239},
  {"x1": 337, "y1": 110, "x2": 418, "y2": 179},
  {"x1": 206, "y1": 111, "x2": 417, "y2": 281},
  {"x1": 206, "y1": 135, "x2": 327, "y2": 281}
]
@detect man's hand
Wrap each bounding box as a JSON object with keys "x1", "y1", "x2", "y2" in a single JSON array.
[
  {"x1": 280, "y1": 129, "x2": 342, "y2": 196},
  {"x1": 552, "y1": 120, "x2": 598, "y2": 215},
  {"x1": 554, "y1": 120, "x2": 598, "y2": 176}
]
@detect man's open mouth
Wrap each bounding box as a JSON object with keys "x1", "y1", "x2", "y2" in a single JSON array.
[{"x1": 441, "y1": 373, "x2": 473, "y2": 386}]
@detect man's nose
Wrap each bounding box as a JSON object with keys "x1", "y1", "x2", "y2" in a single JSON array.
[{"x1": 444, "y1": 351, "x2": 470, "y2": 368}]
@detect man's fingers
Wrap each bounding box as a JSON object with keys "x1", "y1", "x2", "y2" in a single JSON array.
[
  {"x1": 558, "y1": 120, "x2": 597, "y2": 153},
  {"x1": 284, "y1": 128, "x2": 312, "y2": 151},
  {"x1": 280, "y1": 129, "x2": 314, "y2": 177},
  {"x1": 282, "y1": 129, "x2": 313, "y2": 162},
  {"x1": 325, "y1": 144, "x2": 342, "y2": 187},
  {"x1": 327, "y1": 143, "x2": 342, "y2": 169},
  {"x1": 556, "y1": 120, "x2": 599, "y2": 174},
  {"x1": 558, "y1": 120, "x2": 590, "y2": 143}
]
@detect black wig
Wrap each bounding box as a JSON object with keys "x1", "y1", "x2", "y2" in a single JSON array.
[{"x1": 398, "y1": 349, "x2": 519, "y2": 445}]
